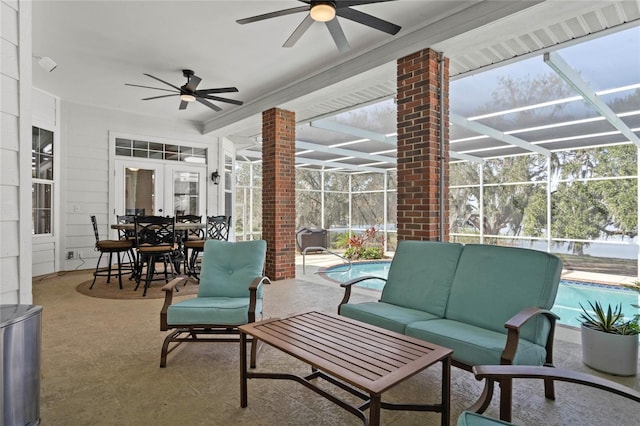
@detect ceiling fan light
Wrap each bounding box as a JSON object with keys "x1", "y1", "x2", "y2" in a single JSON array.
[
  {"x1": 180, "y1": 94, "x2": 196, "y2": 102},
  {"x1": 310, "y1": 2, "x2": 336, "y2": 22}
]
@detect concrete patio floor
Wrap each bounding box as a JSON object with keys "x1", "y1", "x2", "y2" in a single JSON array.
[{"x1": 32, "y1": 257, "x2": 640, "y2": 425}]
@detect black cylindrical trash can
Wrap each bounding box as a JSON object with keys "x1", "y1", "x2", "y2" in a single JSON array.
[{"x1": 1, "y1": 304, "x2": 42, "y2": 426}]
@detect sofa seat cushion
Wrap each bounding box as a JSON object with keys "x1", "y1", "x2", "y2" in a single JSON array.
[
  {"x1": 405, "y1": 319, "x2": 547, "y2": 366},
  {"x1": 167, "y1": 297, "x2": 262, "y2": 326},
  {"x1": 340, "y1": 302, "x2": 439, "y2": 334}
]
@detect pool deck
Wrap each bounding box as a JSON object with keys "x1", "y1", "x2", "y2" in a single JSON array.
[
  {"x1": 298, "y1": 252, "x2": 639, "y2": 287},
  {"x1": 561, "y1": 269, "x2": 637, "y2": 286}
]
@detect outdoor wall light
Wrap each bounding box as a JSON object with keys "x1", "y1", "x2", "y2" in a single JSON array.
[
  {"x1": 211, "y1": 170, "x2": 220, "y2": 185},
  {"x1": 310, "y1": 1, "x2": 336, "y2": 22}
]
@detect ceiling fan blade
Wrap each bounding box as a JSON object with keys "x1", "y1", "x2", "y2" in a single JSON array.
[
  {"x1": 142, "y1": 94, "x2": 180, "y2": 101},
  {"x1": 143, "y1": 73, "x2": 183, "y2": 91},
  {"x1": 125, "y1": 83, "x2": 178, "y2": 93},
  {"x1": 326, "y1": 19, "x2": 350, "y2": 53},
  {"x1": 195, "y1": 87, "x2": 239, "y2": 95},
  {"x1": 339, "y1": 0, "x2": 398, "y2": 7},
  {"x1": 184, "y1": 75, "x2": 202, "y2": 92},
  {"x1": 179, "y1": 100, "x2": 189, "y2": 110},
  {"x1": 283, "y1": 15, "x2": 314, "y2": 48},
  {"x1": 196, "y1": 98, "x2": 222, "y2": 112},
  {"x1": 200, "y1": 94, "x2": 244, "y2": 106},
  {"x1": 337, "y1": 7, "x2": 401, "y2": 35},
  {"x1": 236, "y1": 6, "x2": 309, "y2": 24}
]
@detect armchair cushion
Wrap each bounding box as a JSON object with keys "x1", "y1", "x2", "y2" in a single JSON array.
[
  {"x1": 405, "y1": 319, "x2": 547, "y2": 367},
  {"x1": 340, "y1": 302, "x2": 439, "y2": 334},
  {"x1": 457, "y1": 411, "x2": 513, "y2": 426},
  {"x1": 199, "y1": 239, "x2": 267, "y2": 299},
  {"x1": 167, "y1": 297, "x2": 263, "y2": 326}
]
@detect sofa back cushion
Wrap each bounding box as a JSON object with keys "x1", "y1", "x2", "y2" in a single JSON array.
[
  {"x1": 445, "y1": 244, "x2": 562, "y2": 344},
  {"x1": 380, "y1": 240, "x2": 463, "y2": 316}
]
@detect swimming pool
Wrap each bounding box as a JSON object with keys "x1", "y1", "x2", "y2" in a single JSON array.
[{"x1": 322, "y1": 261, "x2": 640, "y2": 328}]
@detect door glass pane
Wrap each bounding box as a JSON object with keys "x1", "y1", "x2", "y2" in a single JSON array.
[
  {"x1": 125, "y1": 168, "x2": 155, "y2": 216},
  {"x1": 173, "y1": 171, "x2": 200, "y2": 215},
  {"x1": 32, "y1": 183, "x2": 52, "y2": 234},
  {"x1": 224, "y1": 153, "x2": 233, "y2": 191}
]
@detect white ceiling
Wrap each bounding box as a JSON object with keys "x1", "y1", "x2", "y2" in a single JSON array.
[{"x1": 32, "y1": 0, "x2": 639, "y2": 143}]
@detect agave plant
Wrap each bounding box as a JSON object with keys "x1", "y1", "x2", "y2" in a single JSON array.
[{"x1": 579, "y1": 301, "x2": 639, "y2": 335}]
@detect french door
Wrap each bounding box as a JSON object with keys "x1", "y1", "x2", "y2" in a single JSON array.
[{"x1": 114, "y1": 159, "x2": 207, "y2": 219}]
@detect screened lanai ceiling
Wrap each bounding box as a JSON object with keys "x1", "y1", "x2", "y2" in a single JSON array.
[{"x1": 236, "y1": 15, "x2": 640, "y2": 172}]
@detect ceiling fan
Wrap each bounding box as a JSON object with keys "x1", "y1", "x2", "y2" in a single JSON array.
[
  {"x1": 125, "y1": 69, "x2": 243, "y2": 112},
  {"x1": 236, "y1": 0, "x2": 401, "y2": 53}
]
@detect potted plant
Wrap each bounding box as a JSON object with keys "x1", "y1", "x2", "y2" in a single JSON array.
[{"x1": 578, "y1": 300, "x2": 639, "y2": 376}]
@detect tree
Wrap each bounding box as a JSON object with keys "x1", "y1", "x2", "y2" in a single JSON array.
[{"x1": 451, "y1": 76, "x2": 638, "y2": 255}]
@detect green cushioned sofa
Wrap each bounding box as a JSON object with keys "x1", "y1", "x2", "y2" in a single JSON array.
[{"x1": 338, "y1": 240, "x2": 563, "y2": 422}]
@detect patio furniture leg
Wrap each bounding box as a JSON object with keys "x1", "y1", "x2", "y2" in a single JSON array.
[
  {"x1": 369, "y1": 394, "x2": 381, "y2": 426},
  {"x1": 240, "y1": 332, "x2": 248, "y2": 407}
]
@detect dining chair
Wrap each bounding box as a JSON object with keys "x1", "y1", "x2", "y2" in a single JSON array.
[
  {"x1": 208, "y1": 215, "x2": 231, "y2": 241},
  {"x1": 176, "y1": 214, "x2": 203, "y2": 274},
  {"x1": 90, "y1": 215, "x2": 134, "y2": 290},
  {"x1": 184, "y1": 215, "x2": 231, "y2": 280},
  {"x1": 133, "y1": 215, "x2": 177, "y2": 297},
  {"x1": 116, "y1": 215, "x2": 138, "y2": 274}
]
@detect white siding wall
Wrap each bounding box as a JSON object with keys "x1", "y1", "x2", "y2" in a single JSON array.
[
  {"x1": 60, "y1": 101, "x2": 218, "y2": 272},
  {"x1": 1, "y1": 0, "x2": 33, "y2": 303}
]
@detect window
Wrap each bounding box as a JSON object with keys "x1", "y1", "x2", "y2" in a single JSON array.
[
  {"x1": 32, "y1": 127, "x2": 54, "y2": 235},
  {"x1": 115, "y1": 138, "x2": 207, "y2": 164}
]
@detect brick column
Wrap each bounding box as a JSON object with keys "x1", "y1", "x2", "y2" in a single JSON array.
[
  {"x1": 262, "y1": 108, "x2": 296, "y2": 280},
  {"x1": 396, "y1": 48, "x2": 450, "y2": 241}
]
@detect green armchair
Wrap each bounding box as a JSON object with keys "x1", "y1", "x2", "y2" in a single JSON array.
[
  {"x1": 458, "y1": 365, "x2": 640, "y2": 425},
  {"x1": 160, "y1": 239, "x2": 269, "y2": 368}
]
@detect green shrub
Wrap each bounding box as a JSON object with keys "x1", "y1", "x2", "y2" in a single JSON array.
[{"x1": 344, "y1": 227, "x2": 385, "y2": 260}]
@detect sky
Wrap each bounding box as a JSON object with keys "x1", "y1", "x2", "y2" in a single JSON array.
[{"x1": 450, "y1": 26, "x2": 640, "y2": 117}]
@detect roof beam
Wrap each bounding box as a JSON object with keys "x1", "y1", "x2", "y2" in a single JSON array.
[
  {"x1": 296, "y1": 140, "x2": 395, "y2": 164},
  {"x1": 236, "y1": 149, "x2": 386, "y2": 173},
  {"x1": 309, "y1": 120, "x2": 396, "y2": 145},
  {"x1": 450, "y1": 151, "x2": 484, "y2": 163},
  {"x1": 544, "y1": 51, "x2": 640, "y2": 147},
  {"x1": 451, "y1": 113, "x2": 551, "y2": 156},
  {"x1": 295, "y1": 157, "x2": 384, "y2": 173}
]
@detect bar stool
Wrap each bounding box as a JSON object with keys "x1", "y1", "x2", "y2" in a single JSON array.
[
  {"x1": 184, "y1": 215, "x2": 230, "y2": 280},
  {"x1": 134, "y1": 215, "x2": 177, "y2": 296},
  {"x1": 90, "y1": 215, "x2": 135, "y2": 290}
]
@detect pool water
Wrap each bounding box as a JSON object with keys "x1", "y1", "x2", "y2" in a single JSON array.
[{"x1": 322, "y1": 261, "x2": 640, "y2": 328}]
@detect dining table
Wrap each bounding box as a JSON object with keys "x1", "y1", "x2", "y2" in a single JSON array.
[{"x1": 111, "y1": 221, "x2": 207, "y2": 276}]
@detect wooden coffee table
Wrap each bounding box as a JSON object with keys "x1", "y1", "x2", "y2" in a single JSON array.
[{"x1": 239, "y1": 311, "x2": 452, "y2": 426}]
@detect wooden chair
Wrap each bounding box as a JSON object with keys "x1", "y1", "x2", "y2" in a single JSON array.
[
  {"x1": 160, "y1": 239, "x2": 269, "y2": 368},
  {"x1": 133, "y1": 215, "x2": 177, "y2": 297},
  {"x1": 458, "y1": 365, "x2": 640, "y2": 425},
  {"x1": 90, "y1": 215, "x2": 134, "y2": 290}
]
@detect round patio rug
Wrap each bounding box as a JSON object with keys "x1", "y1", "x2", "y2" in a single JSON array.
[{"x1": 76, "y1": 276, "x2": 199, "y2": 299}]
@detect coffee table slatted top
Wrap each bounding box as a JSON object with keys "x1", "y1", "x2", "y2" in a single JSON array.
[{"x1": 241, "y1": 311, "x2": 452, "y2": 394}]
